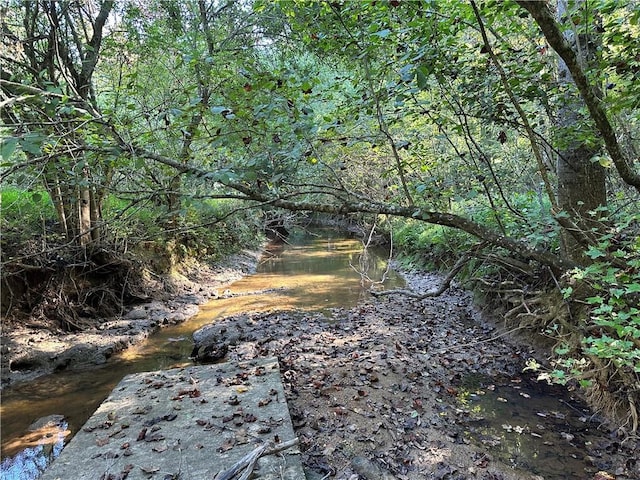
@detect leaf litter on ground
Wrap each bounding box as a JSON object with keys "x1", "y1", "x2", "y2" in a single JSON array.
[{"x1": 194, "y1": 274, "x2": 638, "y2": 480}]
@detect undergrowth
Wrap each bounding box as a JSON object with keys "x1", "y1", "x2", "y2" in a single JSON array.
[{"x1": 1, "y1": 187, "x2": 265, "y2": 329}]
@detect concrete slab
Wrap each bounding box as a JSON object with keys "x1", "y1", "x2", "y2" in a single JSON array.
[{"x1": 39, "y1": 358, "x2": 304, "y2": 480}]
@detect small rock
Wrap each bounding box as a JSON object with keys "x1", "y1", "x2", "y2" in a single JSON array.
[
  {"x1": 29, "y1": 414, "x2": 66, "y2": 431},
  {"x1": 125, "y1": 309, "x2": 148, "y2": 320}
]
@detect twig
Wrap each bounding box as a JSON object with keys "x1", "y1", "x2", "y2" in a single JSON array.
[
  {"x1": 371, "y1": 252, "x2": 472, "y2": 299},
  {"x1": 214, "y1": 438, "x2": 299, "y2": 480}
]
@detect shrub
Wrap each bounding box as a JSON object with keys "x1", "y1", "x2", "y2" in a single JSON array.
[{"x1": 0, "y1": 188, "x2": 57, "y2": 252}]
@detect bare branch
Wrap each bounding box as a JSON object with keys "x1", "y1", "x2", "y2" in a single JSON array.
[
  {"x1": 214, "y1": 438, "x2": 299, "y2": 480},
  {"x1": 371, "y1": 247, "x2": 479, "y2": 299}
]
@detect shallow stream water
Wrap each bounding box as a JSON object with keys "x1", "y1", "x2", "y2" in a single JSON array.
[
  {"x1": 0, "y1": 229, "x2": 625, "y2": 479},
  {"x1": 0, "y1": 229, "x2": 403, "y2": 479}
]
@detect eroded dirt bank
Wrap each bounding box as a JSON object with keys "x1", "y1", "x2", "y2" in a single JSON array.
[{"x1": 0, "y1": 249, "x2": 263, "y2": 388}]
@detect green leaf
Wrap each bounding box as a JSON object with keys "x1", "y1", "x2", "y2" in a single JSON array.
[
  {"x1": 20, "y1": 135, "x2": 43, "y2": 155},
  {"x1": 210, "y1": 106, "x2": 229, "y2": 114},
  {"x1": 626, "y1": 283, "x2": 640, "y2": 294},
  {"x1": 416, "y1": 66, "x2": 429, "y2": 90},
  {"x1": 610, "y1": 288, "x2": 625, "y2": 298},
  {"x1": 0, "y1": 137, "x2": 18, "y2": 160},
  {"x1": 591, "y1": 155, "x2": 612, "y2": 168},
  {"x1": 585, "y1": 246, "x2": 606, "y2": 259},
  {"x1": 587, "y1": 295, "x2": 604, "y2": 305},
  {"x1": 135, "y1": 157, "x2": 146, "y2": 169}
]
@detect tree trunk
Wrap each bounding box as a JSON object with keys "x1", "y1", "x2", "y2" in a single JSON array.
[
  {"x1": 78, "y1": 166, "x2": 93, "y2": 246},
  {"x1": 90, "y1": 187, "x2": 101, "y2": 242},
  {"x1": 46, "y1": 172, "x2": 70, "y2": 241},
  {"x1": 518, "y1": 0, "x2": 640, "y2": 192},
  {"x1": 554, "y1": 0, "x2": 606, "y2": 263}
]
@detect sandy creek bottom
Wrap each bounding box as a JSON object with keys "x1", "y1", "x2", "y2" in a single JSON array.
[{"x1": 0, "y1": 229, "x2": 621, "y2": 479}]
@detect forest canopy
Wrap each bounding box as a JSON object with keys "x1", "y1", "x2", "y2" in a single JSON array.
[{"x1": 1, "y1": 0, "x2": 639, "y2": 430}]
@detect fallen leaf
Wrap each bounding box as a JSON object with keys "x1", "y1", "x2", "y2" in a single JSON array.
[
  {"x1": 172, "y1": 388, "x2": 200, "y2": 400},
  {"x1": 140, "y1": 466, "x2": 160, "y2": 474},
  {"x1": 593, "y1": 472, "x2": 615, "y2": 480},
  {"x1": 96, "y1": 437, "x2": 109, "y2": 447},
  {"x1": 217, "y1": 437, "x2": 235, "y2": 452},
  {"x1": 145, "y1": 432, "x2": 166, "y2": 442}
]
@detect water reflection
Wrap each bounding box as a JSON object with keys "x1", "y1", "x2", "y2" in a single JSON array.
[
  {"x1": 0, "y1": 229, "x2": 403, "y2": 477},
  {"x1": 461, "y1": 376, "x2": 598, "y2": 478},
  {"x1": 0, "y1": 422, "x2": 67, "y2": 480}
]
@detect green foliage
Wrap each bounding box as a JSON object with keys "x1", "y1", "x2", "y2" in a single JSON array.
[
  {"x1": 0, "y1": 188, "x2": 57, "y2": 242},
  {"x1": 102, "y1": 194, "x2": 263, "y2": 261},
  {"x1": 177, "y1": 199, "x2": 265, "y2": 259},
  {"x1": 535, "y1": 213, "x2": 640, "y2": 387},
  {"x1": 393, "y1": 190, "x2": 558, "y2": 272},
  {"x1": 572, "y1": 226, "x2": 640, "y2": 373},
  {"x1": 393, "y1": 219, "x2": 471, "y2": 270}
]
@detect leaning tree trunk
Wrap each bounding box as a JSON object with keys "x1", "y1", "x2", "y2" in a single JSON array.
[
  {"x1": 554, "y1": 0, "x2": 606, "y2": 263},
  {"x1": 78, "y1": 163, "x2": 93, "y2": 246}
]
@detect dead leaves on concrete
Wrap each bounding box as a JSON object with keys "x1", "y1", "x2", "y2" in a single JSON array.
[{"x1": 64, "y1": 358, "x2": 303, "y2": 480}]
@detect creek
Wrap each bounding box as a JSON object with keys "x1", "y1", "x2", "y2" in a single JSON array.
[{"x1": 0, "y1": 229, "x2": 626, "y2": 479}]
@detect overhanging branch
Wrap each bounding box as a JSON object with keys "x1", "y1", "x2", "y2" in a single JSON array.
[{"x1": 127, "y1": 145, "x2": 576, "y2": 272}]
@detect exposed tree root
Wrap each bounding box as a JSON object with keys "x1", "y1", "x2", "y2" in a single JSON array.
[
  {"x1": 2, "y1": 244, "x2": 148, "y2": 331},
  {"x1": 477, "y1": 267, "x2": 639, "y2": 434}
]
